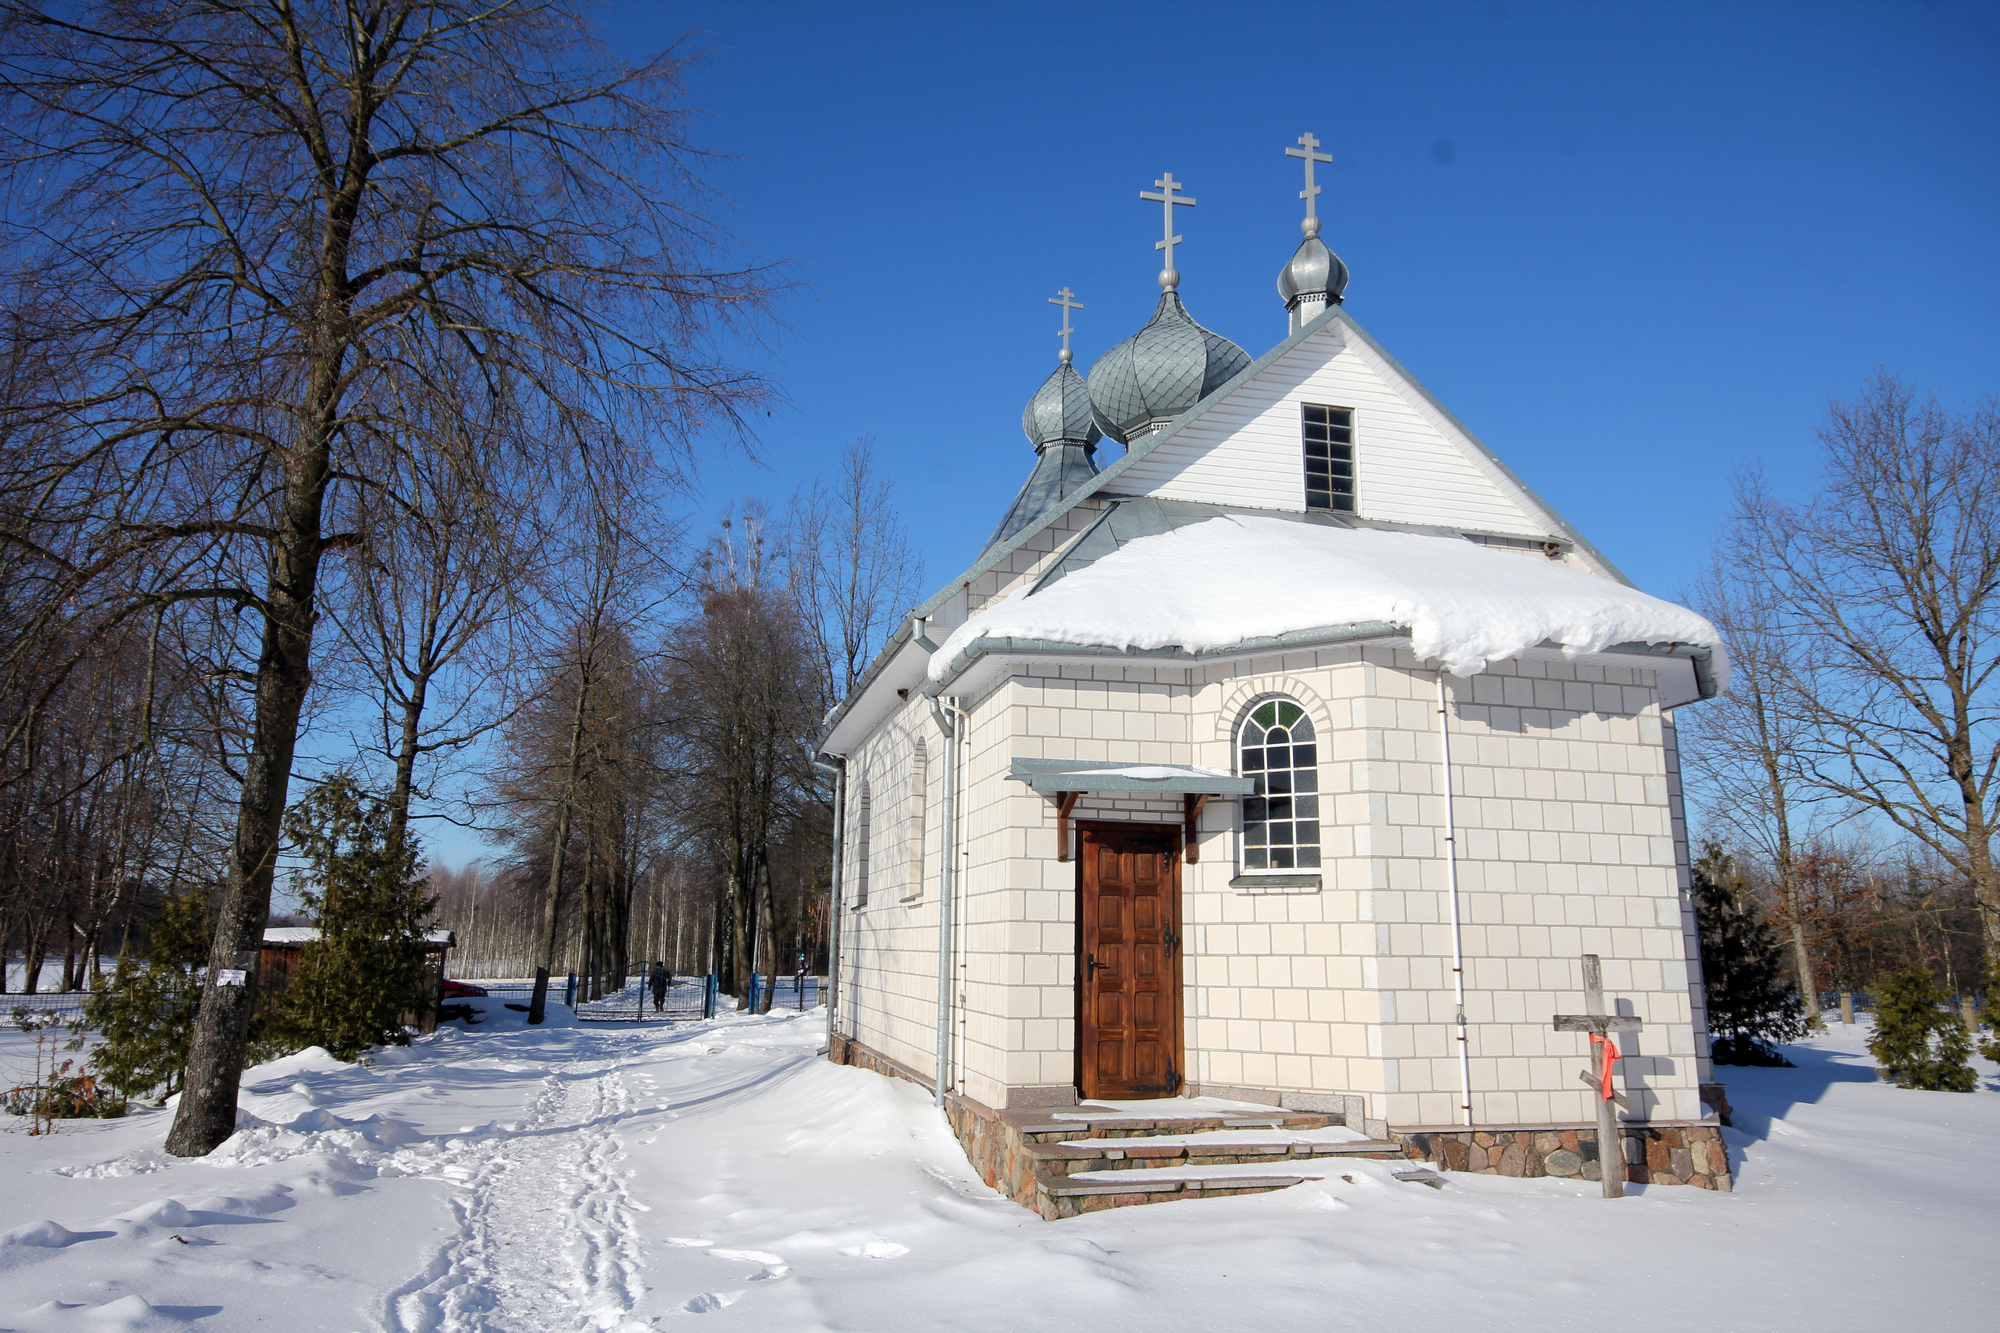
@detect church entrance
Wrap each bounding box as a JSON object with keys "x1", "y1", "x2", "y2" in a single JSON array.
[{"x1": 1076, "y1": 822, "x2": 1184, "y2": 1099}]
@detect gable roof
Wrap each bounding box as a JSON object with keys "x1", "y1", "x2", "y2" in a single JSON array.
[{"x1": 819, "y1": 303, "x2": 1634, "y2": 751}]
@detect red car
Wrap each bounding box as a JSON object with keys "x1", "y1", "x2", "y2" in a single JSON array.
[{"x1": 441, "y1": 978, "x2": 488, "y2": 999}]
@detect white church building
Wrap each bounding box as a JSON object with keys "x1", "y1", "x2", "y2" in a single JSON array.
[{"x1": 818, "y1": 136, "x2": 1732, "y2": 1209}]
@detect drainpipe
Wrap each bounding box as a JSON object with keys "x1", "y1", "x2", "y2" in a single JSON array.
[
  {"x1": 810, "y1": 752, "x2": 846, "y2": 1053},
  {"x1": 1437, "y1": 672, "x2": 1473, "y2": 1128},
  {"x1": 928, "y1": 696, "x2": 962, "y2": 1107}
]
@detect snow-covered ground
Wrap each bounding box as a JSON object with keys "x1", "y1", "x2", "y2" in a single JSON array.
[{"x1": 1, "y1": 1006, "x2": 1992, "y2": 1331}]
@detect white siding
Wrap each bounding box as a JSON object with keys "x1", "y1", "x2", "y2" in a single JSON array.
[{"x1": 1113, "y1": 324, "x2": 1551, "y2": 538}]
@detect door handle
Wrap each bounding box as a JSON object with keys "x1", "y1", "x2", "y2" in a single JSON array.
[{"x1": 1087, "y1": 953, "x2": 1101, "y2": 976}]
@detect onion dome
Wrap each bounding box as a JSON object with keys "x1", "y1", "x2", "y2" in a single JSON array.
[
  {"x1": 1277, "y1": 215, "x2": 1349, "y2": 314},
  {"x1": 1085, "y1": 291, "x2": 1252, "y2": 446},
  {"x1": 1021, "y1": 357, "x2": 1101, "y2": 449},
  {"x1": 987, "y1": 366, "x2": 1100, "y2": 551}
]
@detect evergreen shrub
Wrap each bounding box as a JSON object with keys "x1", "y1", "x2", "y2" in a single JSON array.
[
  {"x1": 79, "y1": 884, "x2": 216, "y2": 1104},
  {"x1": 265, "y1": 775, "x2": 436, "y2": 1062},
  {"x1": 1692, "y1": 844, "x2": 1810, "y2": 1065},
  {"x1": 1868, "y1": 967, "x2": 1976, "y2": 1092}
]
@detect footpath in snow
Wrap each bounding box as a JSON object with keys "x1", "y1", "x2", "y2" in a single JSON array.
[{"x1": 1, "y1": 1004, "x2": 1992, "y2": 1331}]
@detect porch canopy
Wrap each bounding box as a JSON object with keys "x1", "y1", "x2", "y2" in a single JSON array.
[{"x1": 1008, "y1": 758, "x2": 1253, "y2": 862}]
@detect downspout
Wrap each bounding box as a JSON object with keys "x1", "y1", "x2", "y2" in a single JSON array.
[
  {"x1": 1437, "y1": 672, "x2": 1473, "y2": 1128},
  {"x1": 810, "y1": 752, "x2": 846, "y2": 1054},
  {"x1": 928, "y1": 695, "x2": 962, "y2": 1106}
]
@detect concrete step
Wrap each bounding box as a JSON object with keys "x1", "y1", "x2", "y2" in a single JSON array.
[
  {"x1": 1034, "y1": 1137, "x2": 1404, "y2": 1176},
  {"x1": 1032, "y1": 1167, "x2": 1311, "y2": 1217},
  {"x1": 1017, "y1": 1111, "x2": 1336, "y2": 1146}
]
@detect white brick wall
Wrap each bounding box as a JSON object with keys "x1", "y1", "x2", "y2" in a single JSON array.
[{"x1": 836, "y1": 623, "x2": 1707, "y2": 1126}]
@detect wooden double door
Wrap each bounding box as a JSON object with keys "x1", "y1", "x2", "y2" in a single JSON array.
[{"x1": 1076, "y1": 822, "x2": 1183, "y2": 1099}]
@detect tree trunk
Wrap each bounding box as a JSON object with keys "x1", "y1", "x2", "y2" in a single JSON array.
[
  {"x1": 755, "y1": 850, "x2": 776, "y2": 1015},
  {"x1": 167, "y1": 410, "x2": 336, "y2": 1157},
  {"x1": 537, "y1": 671, "x2": 592, "y2": 974},
  {"x1": 386, "y1": 679, "x2": 429, "y2": 858}
]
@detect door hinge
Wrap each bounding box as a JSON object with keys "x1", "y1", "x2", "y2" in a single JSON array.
[{"x1": 1163, "y1": 928, "x2": 1181, "y2": 956}]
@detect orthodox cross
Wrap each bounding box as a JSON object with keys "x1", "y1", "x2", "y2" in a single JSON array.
[
  {"x1": 1286, "y1": 131, "x2": 1332, "y2": 232},
  {"x1": 1139, "y1": 172, "x2": 1196, "y2": 288},
  {"x1": 1048, "y1": 287, "x2": 1083, "y2": 363},
  {"x1": 1552, "y1": 953, "x2": 1642, "y2": 1199}
]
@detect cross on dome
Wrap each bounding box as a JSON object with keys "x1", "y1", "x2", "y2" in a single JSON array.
[
  {"x1": 1139, "y1": 172, "x2": 1196, "y2": 291},
  {"x1": 1048, "y1": 287, "x2": 1083, "y2": 363},
  {"x1": 1286, "y1": 131, "x2": 1332, "y2": 236}
]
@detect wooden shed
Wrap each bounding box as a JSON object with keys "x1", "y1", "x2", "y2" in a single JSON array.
[{"x1": 258, "y1": 926, "x2": 457, "y2": 1034}]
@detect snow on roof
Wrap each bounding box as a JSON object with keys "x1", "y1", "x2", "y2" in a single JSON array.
[
  {"x1": 930, "y1": 516, "x2": 1725, "y2": 683},
  {"x1": 263, "y1": 926, "x2": 455, "y2": 947}
]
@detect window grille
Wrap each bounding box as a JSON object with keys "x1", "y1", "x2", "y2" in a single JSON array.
[
  {"x1": 1240, "y1": 698, "x2": 1321, "y2": 870},
  {"x1": 1303, "y1": 404, "x2": 1354, "y2": 513}
]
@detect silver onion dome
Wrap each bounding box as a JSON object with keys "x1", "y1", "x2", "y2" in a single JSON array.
[
  {"x1": 1085, "y1": 291, "x2": 1252, "y2": 446},
  {"x1": 1277, "y1": 217, "x2": 1349, "y2": 310},
  {"x1": 1021, "y1": 358, "x2": 1101, "y2": 449}
]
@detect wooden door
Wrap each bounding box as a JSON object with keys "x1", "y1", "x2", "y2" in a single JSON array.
[{"x1": 1077, "y1": 823, "x2": 1183, "y2": 1099}]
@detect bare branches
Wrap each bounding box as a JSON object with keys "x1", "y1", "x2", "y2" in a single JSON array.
[
  {"x1": 0, "y1": 0, "x2": 784, "y2": 1154},
  {"x1": 1719, "y1": 373, "x2": 2000, "y2": 969}
]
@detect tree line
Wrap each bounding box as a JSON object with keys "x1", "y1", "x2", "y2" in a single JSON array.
[
  {"x1": 0, "y1": 2, "x2": 913, "y2": 1154},
  {"x1": 1683, "y1": 373, "x2": 2000, "y2": 1085}
]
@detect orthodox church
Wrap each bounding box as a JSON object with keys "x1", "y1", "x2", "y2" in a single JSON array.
[{"x1": 818, "y1": 135, "x2": 1731, "y2": 1206}]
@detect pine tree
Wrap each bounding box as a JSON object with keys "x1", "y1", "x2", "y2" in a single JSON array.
[
  {"x1": 1692, "y1": 843, "x2": 1812, "y2": 1065},
  {"x1": 267, "y1": 775, "x2": 436, "y2": 1062},
  {"x1": 79, "y1": 884, "x2": 216, "y2": 1103},
  {"x1": 1869, "y1": 967, "x2": 1976, "y2": 1092}
]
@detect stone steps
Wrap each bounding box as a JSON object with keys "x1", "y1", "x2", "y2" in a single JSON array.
[
  {"x1": 986, "y1": 1102, "x2": 1406, "y2": 1220},
  {"x1": 1034, "y1": 1137, "x2": 1405, "y2": 1177}
]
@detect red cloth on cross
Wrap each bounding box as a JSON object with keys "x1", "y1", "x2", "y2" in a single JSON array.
[{"x1": 1588, "y1": 1031, "x2": 1620, "y2": 1100}]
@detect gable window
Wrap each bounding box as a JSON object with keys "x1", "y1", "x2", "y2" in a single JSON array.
[
  {"x1": 1302, "y1": 404, "x2": 1354, "y2": 513},
  {"x1": 1240, "y1": 698, "x2": 1321, "y2": 871}
]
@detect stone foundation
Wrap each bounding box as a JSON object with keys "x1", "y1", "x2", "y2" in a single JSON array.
[
  {"x1": 827, "y1": 1032, "x2": 935, "y2": 1091},
  {"x1": 827, "y1": 1036, "x2": 1732, "y2": 1200},
  {"x1": 1394, "y1": 1122, "x2": 1732, "y2": 1190}
]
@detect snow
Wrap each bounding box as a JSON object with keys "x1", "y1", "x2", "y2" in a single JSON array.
[
  {"x1": 930, "y1": 517, "x2": 1727, "y2": 682},
  {"x1": 1, "y1": 1012, "x2": 1991, "y2": 1330},
  {"x1": 260, "y1": 928, "x2": 457, "y2": 947}
]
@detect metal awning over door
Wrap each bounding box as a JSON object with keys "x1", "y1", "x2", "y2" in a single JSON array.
[{"x1": 1007, "y1": 759, "x2": 1253, "y2": 863}]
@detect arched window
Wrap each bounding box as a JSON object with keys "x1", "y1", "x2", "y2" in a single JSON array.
[
  {"x1": 905, "y1": 737, "x2": 928, "y2": 900},
  {"x1": 852, "y1": 778, "x2": 872, "y2": 908},
  {"x1": 1240, "y1": 698, "x2": 1321, "y2": 871}
]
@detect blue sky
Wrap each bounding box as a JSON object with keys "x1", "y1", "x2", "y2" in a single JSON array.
[
  {"x1": 420, "y1": 0, "x2": 2000, "y2": 867},
  {"x1": 628, "y1": 0, "x2": 1998, "y2": 590}
]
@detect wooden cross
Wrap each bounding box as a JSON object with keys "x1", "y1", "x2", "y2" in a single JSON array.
[
  {"x1": 1285, "y1": 131, "x2": 1332, "y2": 224},
  {"x1": 1552, "y1": 953, "x2": 1642, "y2": 1199},
  {"x1": 1048, "y1": 287, "x2": 1083, "y2": 362},
  {"x1": 1139, "y1": 172, "x2": 1196, "y2": 284}
]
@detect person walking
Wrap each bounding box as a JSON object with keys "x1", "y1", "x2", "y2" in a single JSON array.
[{"x1": 650, "y1": 962, "x2": 670, "y2": 1014}]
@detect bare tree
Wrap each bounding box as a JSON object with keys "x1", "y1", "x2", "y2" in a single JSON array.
[
  {"x1": 666, "y1": 513, "x2": 818, "y2": 1008},
  {"x1": 328, "y1": 422, "x2": 542, "y2": 854},
  {"x1": 1681, "y1": 558, "x2": 1824, "y2": 1017},
  {"x1": 785, "y1": 439, "x2": 924, "y2": 702},
  {"x1": 0, "y1": 1, "x2": 777, "y2": 1154},
  {"x1": 1733, "y1": 375, "x2": 2000, "y2": 982}
]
